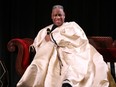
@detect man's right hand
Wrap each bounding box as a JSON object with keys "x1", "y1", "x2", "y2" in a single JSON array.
[{"x1": 45, "y1": 35, "x2": 51, "y2": 42}]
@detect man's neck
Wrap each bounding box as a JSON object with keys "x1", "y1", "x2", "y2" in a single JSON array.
[{"x1": 51, "y1": 24, "x2": 57, "y2": 32}]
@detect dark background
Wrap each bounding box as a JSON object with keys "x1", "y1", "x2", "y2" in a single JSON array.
[{"x1": 0, "y1": 0, "x2": 116, "y2": 87}]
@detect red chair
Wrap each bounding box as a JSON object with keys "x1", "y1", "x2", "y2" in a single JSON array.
[
  {"x1": 7, "y1": 36, "x2": 116, "y2": 82},
  {"x1": 88, "y1": 36, "x2": 116, "y2": 82},
  {"x1": 7, "y1": 38, "x2": 34, "y2": 76}
]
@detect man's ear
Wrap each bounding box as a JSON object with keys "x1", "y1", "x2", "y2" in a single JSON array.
[
  {"x1": 64, "y1": 13, "x2": 65, "y2": 18},
  {"x1": 63, "y1": 15, "x2": 65, "y2": 19}
]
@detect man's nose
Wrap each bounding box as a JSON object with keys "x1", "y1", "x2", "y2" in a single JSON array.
[{"x1": 55, "y1": 15, "x2": 60, "y2": 18}]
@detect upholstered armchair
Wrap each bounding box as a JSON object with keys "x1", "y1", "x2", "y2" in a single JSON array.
[
  {"x1": 7, "y1": 38, "x2": 35, "y2": 76},
  {"x1": 7, "y1": 36, "x2": 116, "y2": 81},
  {"x1": 88, "y1": 36, "x2": 116, "y2": 82},
  {"x1": 88, "y1": 36, "x2": 116, "y2": 61}
]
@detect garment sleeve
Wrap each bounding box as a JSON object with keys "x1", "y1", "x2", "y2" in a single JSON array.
[
  {"x1": 31, "y1": 29, "x2": 46, "y2": 52},
  {"x1": 58, "y1": 22, "x2": 89, "y2": 49}
]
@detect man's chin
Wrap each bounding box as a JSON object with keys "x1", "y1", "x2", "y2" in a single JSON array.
[{"x1": 54, "y1": 23, "x2": 63, "y2": 27}]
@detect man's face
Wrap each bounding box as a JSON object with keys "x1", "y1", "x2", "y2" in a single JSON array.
[{"x1": 51, "y1": 8, "x2": 65, "y2": 27}]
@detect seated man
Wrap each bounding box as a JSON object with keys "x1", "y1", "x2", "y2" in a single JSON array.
[{"x1": 17, "y1": 5, "x2": 116, "y2": 87}]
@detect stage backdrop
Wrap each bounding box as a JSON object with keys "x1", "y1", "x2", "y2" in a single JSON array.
[{"x1": 0, "y1": 0, "x2": 116, "y2": 87}]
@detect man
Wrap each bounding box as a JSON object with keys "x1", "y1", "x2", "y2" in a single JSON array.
[{"x1": 17, "y1": 5, "x2": 115, "y2": 87}]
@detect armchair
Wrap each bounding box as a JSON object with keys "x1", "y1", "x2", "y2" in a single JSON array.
[
  {"x1": 7, "y1": 38, "x2": 34, "y2": 76},
  {"x1": 88, "y1": 36, "x2": 116, "y2": 82},
  {"x1": 7, "y1": 36, "x2": 116, "y2": 82}
]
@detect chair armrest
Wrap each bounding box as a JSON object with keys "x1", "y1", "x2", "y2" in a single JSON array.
[
  {"x1": 7, "y1": 38, "x2": 33, "y2": 76},
  {"x1": 112, "y1": 40, "x2": 116, "y2": 47}
]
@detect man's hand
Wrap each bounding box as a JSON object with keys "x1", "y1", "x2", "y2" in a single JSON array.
[{"x1": 45, "y1": 35, "x2": 51, "y2": 42}]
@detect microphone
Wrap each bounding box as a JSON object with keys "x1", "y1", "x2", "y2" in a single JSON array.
[{"x1": 47, "y1": 28, "x2": 51, "y2": 35}]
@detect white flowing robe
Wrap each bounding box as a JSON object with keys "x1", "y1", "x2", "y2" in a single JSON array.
[{"x1": 17, "y1": 22, "x2": 110, "y2": 87}]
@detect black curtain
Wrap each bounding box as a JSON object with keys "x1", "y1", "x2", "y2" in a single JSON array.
[{"x1": 0, "y1": 0, "x2": 116, "y2": 87}]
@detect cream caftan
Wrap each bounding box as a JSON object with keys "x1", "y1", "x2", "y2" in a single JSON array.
[{"x1": 17, "y1": 22, "x2": 113, "y2": 87}]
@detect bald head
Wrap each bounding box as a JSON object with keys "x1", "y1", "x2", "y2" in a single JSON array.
[
  {"x1": 52, "y1": 5, "x2": 64, "y2": 10},
  {"x1": 51, "y1": 5, "x2": 65, "y2": 26}
]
